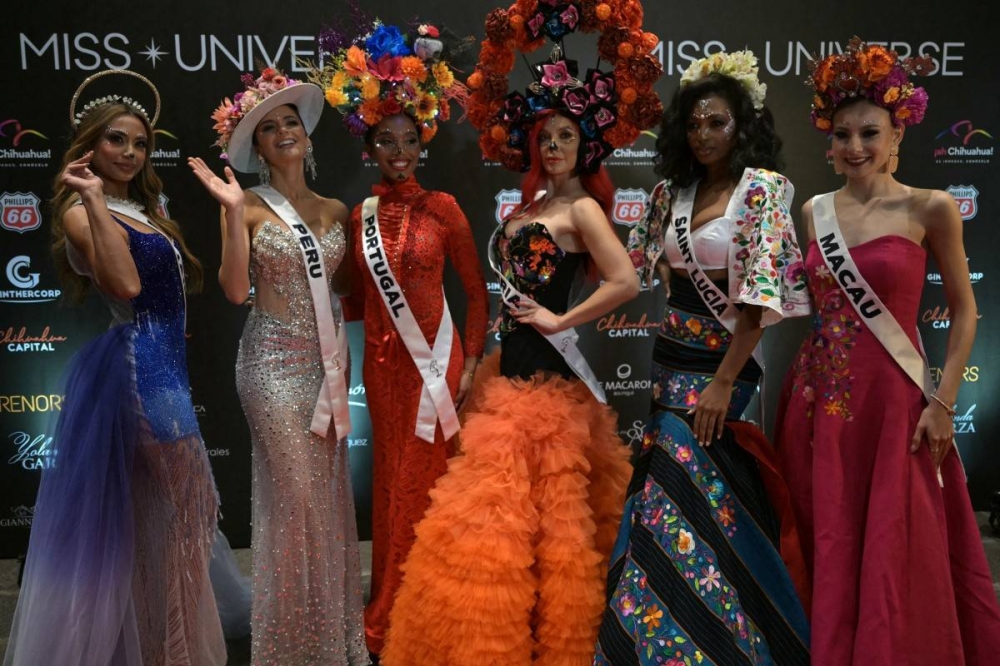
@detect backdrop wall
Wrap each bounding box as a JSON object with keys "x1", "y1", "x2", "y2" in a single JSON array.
[{"x1": 1, "y1": 0, "x2": 996, "y2": 554}]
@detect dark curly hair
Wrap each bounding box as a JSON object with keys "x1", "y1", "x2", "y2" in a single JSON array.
[{"x1": 654, "y1": 73, "x2": 783, "y2": 187}]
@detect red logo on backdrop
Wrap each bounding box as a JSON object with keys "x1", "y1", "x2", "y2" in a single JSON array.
[
  {"x1": 495, "y1": 189, "x2": 522, "y2": 223},
  {"x1": 946, "y1": 185, "x2": 979, "y2": 221},
  {"x1": 612, "y1": 188, "x2": 648, "y2": 227},
  {"x1": 0, "y1": 192, "x2": 42, "y2": 233}
]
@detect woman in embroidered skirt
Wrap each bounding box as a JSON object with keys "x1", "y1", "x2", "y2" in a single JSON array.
[
  {"x1": 311, "y1": 21, "x2": 490, "y2": 660},
  {"x1": 776, "y1": 38, "x2": 1000, "y2": 665},
  {"x1": 596, "y1": 51, "x2": 812, "y2": 665},
  {"x1": 4, "y1": 71, "x2": 226, "y2": 665},
  {"x1": 189, "y1": 69, "x2": 368, "y2": 664}
]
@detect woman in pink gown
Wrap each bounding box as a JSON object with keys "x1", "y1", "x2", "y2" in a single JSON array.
[{"x1": 776, "y1": 37, "x2": 1000, "y2": 665}]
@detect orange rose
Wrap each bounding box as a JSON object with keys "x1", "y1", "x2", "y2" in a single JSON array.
[
  {"x1": 815, "y1": 117, "x2": 831, "y2": 131},
  {"x1": 420, "y1": 123, "x2": 437, "y2": 143},
  {"x1": 467, "y1": 70, "x2": 484, "y2": 89},
  {"x1": 641, "y1": 32, "x2": 659, "y2": 52},
  {"x1": 618, "y1": 42, "x2": 635, "y2": 58},
  {"x1": 358, "y1": 98, "x2": 383, "y2": 126},
  {"x1": 595, "y1": 3, "x2": 612, "y2": 21},
  {"x1": 344, "y1": 45, "x2": 368, "y2": 77}
]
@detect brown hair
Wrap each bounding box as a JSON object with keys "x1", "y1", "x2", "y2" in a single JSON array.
[{"x1": 51, "y1": 103, "x2": 203, "y2": 302}]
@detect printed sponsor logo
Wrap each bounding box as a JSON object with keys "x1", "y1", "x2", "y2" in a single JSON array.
[
  {"x1": 618, "y1": 419, "x2": 646, "y2": 449},
  {"x1": 1, "y1": 255, "x2": 62, "y2": 304},
  {"x1": 151, "y1": 129, "x2": 181, "y2": 167},
  {"x1": 611, "y1": 188, "x2": 648, "y2": 228},
  {"x1": 595, "y1": 312, "x2": 660, "y2": 338},
  {"x1": 0, "y1": 119, "x2": 51, "y2": 168},
  {"x1": 602, "y1": 363, "x2": 652, "y2": 397},
  {"x1": 926, "y1": 258, "x2": 983, "y2": 286},
  {"x1": 946, "y1": 185, "x2": 979, "y2": 221},
  {"x1": 348, "y1": 382, "x2": 367, "y2": 409},
  {"x1": 933, "y1": 121, "x2": 994, "y2": 165},
  {"x1": 603, "y1": 132, "x2": 658, "y2": 167},
  {"x1": 1, "y1": 325, "x2": 68, "y2": 353},
  {"x1": 0, "y1": 505, "x2": 34, "y2": 528},
  {"x1": 495, "y1": 189, "x2": 522, "y2": 223},
  {"x1": 952, "y1": 403, "x2": 976, "y2": 435},
  {"x1": 921, "y1": 305, "x2": 983, "y2": 329},
  {"x1": 0, "y1": 394, "x2": 64, "y2": 413},
  {"x1": 346, "y1": 438, "x2": 369, "y2": 449},
  {"x1": 6, "y1": 431, "x2": 57, "y2": 470},
  {"x1": 0, "y1": 191, "x2": 42, "y2": 233},
  {"x1": 929, "y1": 366, "x2": 979, "y2": 383}
]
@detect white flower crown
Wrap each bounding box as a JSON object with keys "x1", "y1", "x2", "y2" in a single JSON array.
[
  {"x1": 74, "y1": 95, "x2": 150, "y2": 126},
  {"x1": 680, "y1": 50, "x2": 767, "y2": 112}
]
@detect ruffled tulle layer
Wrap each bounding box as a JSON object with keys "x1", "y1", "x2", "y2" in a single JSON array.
[{"x1": 382, "y1": 358, "x2": 632, "y2": 666}]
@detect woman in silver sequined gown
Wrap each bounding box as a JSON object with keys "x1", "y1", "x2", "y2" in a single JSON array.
[{"x1": 191, "y1": 76, "x2": 368, "y2": 665}]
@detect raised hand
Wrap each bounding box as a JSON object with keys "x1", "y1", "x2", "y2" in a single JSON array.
[
  {"x1": 60, "y1": 151, "x2": 105, "y2": 197},
  {"x1": 188, "y1": 157, "x2": 244, "y2": 211}
]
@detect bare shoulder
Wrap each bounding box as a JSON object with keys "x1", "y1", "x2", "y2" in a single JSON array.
[
  {"x1": 320, "y1": 196, "x2": 350, "y2": 222},
  {"x1": 569, "y1": 196, "x2": 607, "y2": 230},
  {"x1": 911, "y1": 187, "x2": 960, "y2": 231}
]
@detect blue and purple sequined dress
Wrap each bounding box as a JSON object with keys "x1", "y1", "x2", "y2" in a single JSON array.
[{"x1": 4, "y1": 220, "x2": 226, "y2": 666}]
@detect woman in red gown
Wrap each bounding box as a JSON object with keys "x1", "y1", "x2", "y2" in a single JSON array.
[
  {"x1": 776, "y1": 38, "x2": 1000, "y2": 665},
  {"x1": 311, "y1": 21, "x2": 490, "y2": 660}
]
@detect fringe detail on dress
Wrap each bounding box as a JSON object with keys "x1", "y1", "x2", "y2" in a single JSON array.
[{"x1": 382, "y1": 359, "x2": 632, "y2": 666}]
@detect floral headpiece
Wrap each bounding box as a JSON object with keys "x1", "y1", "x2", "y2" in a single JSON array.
[
  {"x1": 469, "y1": 0, "x2": 663, "y2": 173},
  {"x1": 808, "y1": 37, "x2": 933, "y2": 133},
  {"x1": 310, "y1": 20, "x2": 467, "y2": 143},
  {"x1": 680, "y1": 50, "x2": 767, "y2": 113},
  {"x1": 69, "y1": 69, "x2": 160, "y2": 129},
  {"x1": 211, "y1": 68, "x2": 314, "y2": 161}
]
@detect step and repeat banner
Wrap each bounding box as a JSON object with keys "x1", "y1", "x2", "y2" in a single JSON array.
[{"x1": 1, "y1": 0, "x2": 996, "y2": 554}]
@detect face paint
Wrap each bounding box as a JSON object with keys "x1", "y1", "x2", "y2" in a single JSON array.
[{"x1": 686, "y1": 93, "x2": 739, "y2": 167}]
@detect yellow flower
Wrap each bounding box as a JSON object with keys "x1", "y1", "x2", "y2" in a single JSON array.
[
  {"x1": 883, "y1": 86, "x2": 900, "y2": 104},
  {"x1": 414, "y1": 91, "x2": 439, "y2": 121},
  {"x1": 685, "y1": 318, "x2": 702, "y2": 335},
  {"x1": 359, "y1": 74, "x2": 381, "y2": 101},
  {"x1": 432, "y1": 61, "x2": 455, "y2": 88},
  {"x1": 325, "y1": 86, "x2": 348, "y2": 107},
  {"x1": 330, "y1": 71, "x2": 350, "y2": 92}
]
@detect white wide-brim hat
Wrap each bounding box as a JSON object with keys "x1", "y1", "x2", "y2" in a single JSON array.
[{"x1": 227, "y1": 82, "x2": 325, "y2": 173}]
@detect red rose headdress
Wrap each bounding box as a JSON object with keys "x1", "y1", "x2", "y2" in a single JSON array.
[
  {"x1": 468, "y1": 0, "x2": 663, "y2": 173},
  {"x1": 808, "y1": 36, "x2": 933, "y2": 133}
]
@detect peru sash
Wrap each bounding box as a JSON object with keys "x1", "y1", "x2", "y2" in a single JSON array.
[
  {"x1": 670, "y1": 183, "x2": 766, "y2": 371},
  {"x1": 488, "y1": 225, "x2": 607, "y2": 403},
  {"x1": 361, "y1": 196, "x2": 459, "y2": 443},
  {"x1": 251, "y1": 185, "x2": 351, "y2": 441}
]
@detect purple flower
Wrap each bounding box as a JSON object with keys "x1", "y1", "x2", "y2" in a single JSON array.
[
  {"x1": 560, "y1": 88, "x2": 590, "y2": 117},
  {"x1": 581, "y1": 140, "x2": 609, "y2": 172},
  {"x1": 593, "y1": 106, "x2": 617, "y2": 128},
  {"x1": 897, "y1": 86, "x2": 929, "y2": 125},
  {"x1": 344, "y1": 112, "x2": 368, "y2": 137},
  {"x1": 541, "y1": 61, "x2": 571, "y2": 89}
]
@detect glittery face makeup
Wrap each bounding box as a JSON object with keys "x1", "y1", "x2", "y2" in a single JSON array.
[
  {"x1": 91, "y1": 114, "x2": 147, "y2": 184},
  {"x1": 686, "y1": 94, "x2": 737, "y2": 168},
  {"x1": 830, "y1": 100, "x2": 901, "y2": 177},
  {"x1": 369, "y1": 113, "x2": 421, "y2": 181}
]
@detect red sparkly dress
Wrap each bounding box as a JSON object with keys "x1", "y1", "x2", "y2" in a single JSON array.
[{"x1": 348, "y1": 176, "x2": 489, "y2": 654}]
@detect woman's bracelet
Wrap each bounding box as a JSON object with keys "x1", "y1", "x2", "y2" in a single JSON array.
[{"x1": 930, "y1": 393, "x2": 957, "y2": 416}]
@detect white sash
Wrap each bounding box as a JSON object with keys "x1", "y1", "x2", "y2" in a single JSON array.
[
  {"x1": 104, "y1": 200, "x2": 188, "y2": 328},
  {"x1": 250, "y1": 186, "x2": 352, "y2": 441},
  {"x1": 488, "y1": 224, "x2": 607, "y2": 403},
  {"x1": 812, "y1": 192, "x2": 958, "y2": 485},
  {"x1": 361, "y1": 196, "x2": 459, "y2": 443}
]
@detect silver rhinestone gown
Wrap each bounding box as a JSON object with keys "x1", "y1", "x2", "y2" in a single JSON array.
[{"x1": 235, "y1": 220, "x2": 367, "y2": 665}]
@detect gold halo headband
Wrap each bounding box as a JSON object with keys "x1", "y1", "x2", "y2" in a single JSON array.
[{"x1": 69, "y1": 69, "x2": 161, "y2": 129}]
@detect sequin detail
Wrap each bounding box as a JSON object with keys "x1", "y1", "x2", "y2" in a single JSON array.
[{"x1": 237, "y1": 219, "x2": 368, "y2": 665}]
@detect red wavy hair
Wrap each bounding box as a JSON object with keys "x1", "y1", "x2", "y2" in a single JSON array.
[{"x1": 517, "y1": 110, "x2": 615, "y2": 224}]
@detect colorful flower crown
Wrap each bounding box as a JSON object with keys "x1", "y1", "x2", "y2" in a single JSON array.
[
  {"x1": 680, "y1": 50, "x2": 767, "y2": 113},
  {"x1": 808, "y1": 37, "x2": 933, "y2": 133},
  {"x1": 469, "y1": 0, "x2": 663, "y2": 173},
  {"x1": 309, "y1": 21, "x2": 466, "y2": 143},
  {"x1": 211, "y1": 68, "x2": 306, "y2": 159}
]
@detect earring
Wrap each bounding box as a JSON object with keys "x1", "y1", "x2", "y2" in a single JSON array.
[
  {"x1": 888, "y1": 144, "x2": 899, "y2": 174},
  {"x1": 305, "y1": 144, "x2": 317, "y2": 180},
  {"x1": 257, "y1": 153, "x2": 271, "y2": 187}
]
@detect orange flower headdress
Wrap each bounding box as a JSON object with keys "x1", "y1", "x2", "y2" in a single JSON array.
[
  {"x1": 468, "y1": 0, "x2": 663, "y2": 173},
  {"x1": 808, "y1": 37, "x2": 934, "y2": 133}
]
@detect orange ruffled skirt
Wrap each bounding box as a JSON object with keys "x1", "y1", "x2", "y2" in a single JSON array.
[{"x1": 382, "y1": 359, "x2": 633, "y2": 666}]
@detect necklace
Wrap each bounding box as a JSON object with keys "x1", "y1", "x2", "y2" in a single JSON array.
[{"x1": 104, "y1": 194, "x2": 145, "y2": 216}]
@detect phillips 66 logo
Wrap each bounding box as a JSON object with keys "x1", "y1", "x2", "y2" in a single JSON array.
[
  {"x1": 0, "y1": 192, "x2": 42, "y2": 233},
  {"x1": 946, "y1": 185, "x2": 979, "y2": 221},
  {"x1": 612, "y1": 188, "x2": 648, "y2": 227},
  {"x1": 495, "y1": 189, "x2": 522, "y2": 223}
]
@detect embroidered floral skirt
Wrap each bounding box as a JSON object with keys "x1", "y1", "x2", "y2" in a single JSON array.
[
  {"x1": 381, "y1": 354, "x2": 633, "y2": 666},
  {"x1": 595, "y1": 277, "x2": 810, "y2": 665}
]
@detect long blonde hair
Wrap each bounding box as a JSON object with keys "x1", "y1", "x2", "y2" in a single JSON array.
[{"x1": 51, "y1": 103, "x2": 204, "y2": 302}]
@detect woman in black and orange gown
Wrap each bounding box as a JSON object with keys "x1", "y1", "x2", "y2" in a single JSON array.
[{"x1": 777, "y1": 38, "x2": 1000, "y2": 665}]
